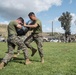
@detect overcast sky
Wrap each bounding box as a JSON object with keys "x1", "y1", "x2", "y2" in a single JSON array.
[{"x1": 0, "y1": 0, "x2": 76, "y2": 34}]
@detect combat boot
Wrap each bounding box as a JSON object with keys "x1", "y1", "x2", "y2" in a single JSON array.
[
  {"x1": 25, "y1": 59, "x2": 31, "y2": 65},
  {"x1": 0, "y1": 62, "x2": 5, "y2": 69},
  {"x1": 41, "y1": 57, "x2": 44, "y2": 63},
  {"x1": 31, "y1": 48, "x2": 37, "y2": 56},
  {"x1": 17, "y1": 52, "x2": 20, "y2": 55},
  {"x1": 13, "y1": 54, "x2": 18, "y2": 58}
]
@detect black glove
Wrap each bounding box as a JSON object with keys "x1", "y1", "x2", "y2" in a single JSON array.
[{"x1": 17, "y1": 26, "x2": 29, "y2": 36}]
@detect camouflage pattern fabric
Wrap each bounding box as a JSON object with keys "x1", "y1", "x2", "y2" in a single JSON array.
[
  {"x1": 24, "y1": 33, "x2": 43, "y2": 58},
  {"x1": 2, "y1": 35, "x2": 28, "y2": 63}
]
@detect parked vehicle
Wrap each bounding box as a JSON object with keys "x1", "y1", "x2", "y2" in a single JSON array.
[
  {"x1": 0, "y1": 36, "x2": 6, "y2": 42},
  {"x1": 48, "y1": 38, "x2": 61, "y2": 42},
  {"x1": 50, "y1": 39, "x2": 59, "y2": 42},
  {"x1": 43, "y1": 37, "x2": 49, "y2": 42}
]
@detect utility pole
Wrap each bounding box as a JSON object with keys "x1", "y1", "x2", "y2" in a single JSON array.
[{"x1": 52, "y1": 21, "x2": 53, "y2": 37}]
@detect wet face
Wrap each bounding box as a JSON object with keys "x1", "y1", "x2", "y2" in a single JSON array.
[
  {"x1": 18, "y1": 19, "x2": 23, "y2": 25},
  {"x1": 29, "y1": 15, "x2": 35, "y2": 21}
]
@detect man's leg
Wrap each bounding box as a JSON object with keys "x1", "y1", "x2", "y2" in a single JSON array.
[
  {"x1": 34, "y1": 36, "x2": 44, "y2": 63},
  {"x1": 12, "y1": 36, "x2": 31, "y2": 65},
  {"x1": 16, "y1": 36, "x2": 26, "y2": 55},
  {"x1": 0, "y1": 35, "x2": 31, "y2": 69},
  {"x1": 24, "y1": 34, "x2": 37, "y2": 56},
  {"x1": 16, "y1": 36, "x2": 31, "y2": 65},
  {"x1": 0, "y1": 42, "x2": 15, "y2": 69}
]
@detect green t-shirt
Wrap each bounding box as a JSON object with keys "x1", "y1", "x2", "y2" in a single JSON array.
[
  {"x1": 8, "y1": 21, "x2": 18, "y2": 36},
  {"x1": 31, "y1": 19, "x2": 42, "y2": 34}
]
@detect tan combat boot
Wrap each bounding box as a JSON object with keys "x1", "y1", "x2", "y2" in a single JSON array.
[
  {"x1": 0, "y1": 62, "x2": 5, "y2": 69},
  {"x1": 17, "y1": 52, "x2": 20, "y2": 55},
  {"x1": 25, "y1": 59, "x2": 31, "y2": 65},
  {"x1": 41, "y1": 57, "x2": 44, "y2": 63},
  {"x1": 13, "y1": 54, "x2": 18, "y2": 58}
]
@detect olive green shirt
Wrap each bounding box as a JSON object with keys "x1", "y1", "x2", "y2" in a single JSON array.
[
  {"x1": 31, "y1": 19, "x2": 42, "y2": 34},
  {"x1": 8, "y1": 21, "x2": 18, "y2": 36}
]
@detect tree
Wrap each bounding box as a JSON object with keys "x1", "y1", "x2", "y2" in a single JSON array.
[
  {"x1": 74, "y1": 20, "x2": 76, "y2": 25},
  {"x1": 58, "y1": 11, "x2": 72, "y2": 42}
]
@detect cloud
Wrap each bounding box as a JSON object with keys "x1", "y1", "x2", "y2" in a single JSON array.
[
  {"x1": 54, "y1": 17, "x2": 59, "y2": 22},
  {"x1": 69, "y1": 0, "x2": 73, "y2": 4},
  {"x1": 48, "y1": 17, "x2": 59, "y2": 24},
  {"x1": 46, "y1": 27, "x2": 51, "y2": 32},
  {"x1": 43, "y1": 26, "x2": 64, "y2": 33},
  {"x1": 55, "y1": 27, "x2": 64, "y2": 33},
  {"x1": 49, "y1": 12, "x2": 76, "y2": 25},
  {"x1": 43, "y1": 27, "x2": 51, "y2": 32},
  {"x1": 0, "y1": 21, "x2": 9, "y2": 24},
  {"x1": 71, "y1": 13, "x2": 76, "y2": 25},
  {"x1": 0, "y1": 0, "x2": 62, "y2": 20}
]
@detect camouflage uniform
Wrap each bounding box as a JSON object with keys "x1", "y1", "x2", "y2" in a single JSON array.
[
  {"x1": 17, "y1": 36, "x2": 27, "y2": 54},
  {"x1": 2, "y1": 21, "x2": 28, "y2": 64},
  {"x1": 24, "y1": 19, "x2": 44, "y2": 58}
]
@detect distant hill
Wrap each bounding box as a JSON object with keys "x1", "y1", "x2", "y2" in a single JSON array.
[
  {"x1": 0, "y1": 24, "x2": 64, "y2": 39},
  {"x1": 0, "y1": 24, "x2": 50, "y2": 38},
  {"x1": 0, "y1": 24, "x2": 8, "y2": 38},
  {"x1": 0, "y1": 24, "x2": 49, "y2": 38}
]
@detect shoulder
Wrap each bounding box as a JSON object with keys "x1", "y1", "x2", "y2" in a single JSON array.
[
  {"x1": 36, "y1": 19, "x2": 42, "y2": 25},
  {"x1": 9, "y1": 20, "x2": 18, "y2": 25},
  {"x1": 36, "y1": 19, "x2": 41, "y2": 22}
]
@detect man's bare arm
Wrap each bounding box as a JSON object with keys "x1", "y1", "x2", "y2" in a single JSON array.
[
  {"x1": 17, "y1": 24, "x2": 22, "y2": 28},
  {"x1": 24, "y1": 23, "x2": 38, "y2": 28},
  {"x1": 16, "y1": 22, "x2": 26, "y2": 28}
]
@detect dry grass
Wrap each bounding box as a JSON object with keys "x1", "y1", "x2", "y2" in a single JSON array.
[{"x1": 0, "y1": 24, "x2": 8, "y2": 38}]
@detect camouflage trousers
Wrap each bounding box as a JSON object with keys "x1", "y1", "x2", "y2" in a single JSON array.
[
  {"x1": 24, "y1": 33, "x2": 44, "y2": 58},
  {"x1": 17, "y1": 36, "x2": 27, "y2": 53},
  {"x1": 2, "y1": 35, "x2": 28, "y2": 63}
]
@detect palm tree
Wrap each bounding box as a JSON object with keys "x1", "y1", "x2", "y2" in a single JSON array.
[{"x1": 58, "y1": 11, "x2": 72, "y2": 42}]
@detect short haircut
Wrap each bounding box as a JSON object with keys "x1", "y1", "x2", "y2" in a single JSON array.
[
  {"x1": 28, "y1": 12, "x2": 35, "y2": 16},
  {"x1": 17, "y1": 17, "x2": 24, "y2": 24}
]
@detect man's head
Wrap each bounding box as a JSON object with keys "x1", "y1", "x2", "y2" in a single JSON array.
[
  {"x1": 17, "y1": 17, "x2": 24, "y2": 25},
  {"x1": 28, "y1": 12, "x2": 36, "y2": 21}
]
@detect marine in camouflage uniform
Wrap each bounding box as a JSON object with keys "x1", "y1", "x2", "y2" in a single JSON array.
[
  {"x1": 16, "y1": 20, "x2": 33, "y2": 55},
  {"x1": 0, "y1": 17, "x2": 31, "y2": 69},
  {"x1": 24, "y1": 12, "x2": 44, "y2": 63}
]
